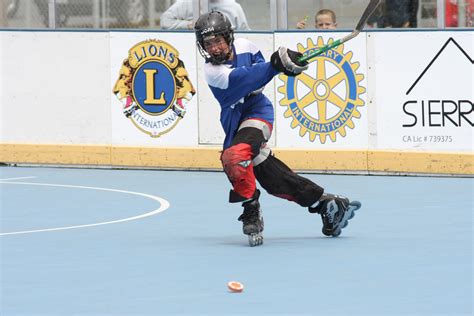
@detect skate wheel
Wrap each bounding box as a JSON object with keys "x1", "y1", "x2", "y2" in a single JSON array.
[
  {"x1": 332, "y1": 228, "x2": 341, "y2": 237},
  {"x1": 349, "y1": 200, "x2": 362, "y2": 211},
  {"x1": 347, "y1": 201, "x2": 360, "y2": 220},
  {"x1": 227, "y1": 281, "x2": 244, "y2": 293},
  {"x1": 348, "y1": 210, "x2": 355, "y2": 220},
  {"x1": 248, "y1": 233, "x2": 263, "y2": 247}
]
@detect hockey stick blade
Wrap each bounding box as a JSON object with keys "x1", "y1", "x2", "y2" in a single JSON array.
[
  {"x1": 298, "y1": 0, "x2": 381, "y2": 63},
  {"x1": 355, "y1": 0, "x2": 382, "y2": 31}
]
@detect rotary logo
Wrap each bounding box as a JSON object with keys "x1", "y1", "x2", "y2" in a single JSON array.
[
  {"x1": 113, "y1": 39, "x2": 195, "y2": 137},
  {"x1": 277, "y1": 37, "x2": 365, "y2": 143}
]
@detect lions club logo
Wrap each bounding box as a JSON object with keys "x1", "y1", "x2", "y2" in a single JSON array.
[
  {"x1": 278, "y1": 37, "x2": 365, "y2": 143},
  {"x1": 113, "y1": 39, "x2": 195, "y2": 137}
]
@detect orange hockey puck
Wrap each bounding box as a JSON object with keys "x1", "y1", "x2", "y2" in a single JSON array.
[{"x1": 227, "y1": 281, "x2": 244, "y2": 293}]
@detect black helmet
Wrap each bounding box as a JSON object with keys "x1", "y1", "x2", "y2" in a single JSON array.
[{"x1": 194, "y1": 10, "x2": 234, "y2": 64}]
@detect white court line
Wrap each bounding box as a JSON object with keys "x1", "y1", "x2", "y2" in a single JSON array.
[
  {"x1": 0, "y1": 181, "x2": 170, "y2": 236},
  {"x1": 0, "y1": 176, "x2": 37, "y2": 181}
]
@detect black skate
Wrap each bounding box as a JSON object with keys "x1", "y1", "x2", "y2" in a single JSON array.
[
  {"x1": 309, "y1": 193, "x2": 361, "y2": 237},
  {"x1": 238, "y1": 198, "x2": 264, "y2": 247}
]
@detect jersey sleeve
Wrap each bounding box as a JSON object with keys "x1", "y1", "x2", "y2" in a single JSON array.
[
  {"x1": 204, "y1": 61, "x2": 278, "y2": 108},
  {"x1": 248, "y1": 41, "x2": 265, "y2": 64},
  {"x1": 205, "y1": 62, "x2": 278, "y2": 108}
]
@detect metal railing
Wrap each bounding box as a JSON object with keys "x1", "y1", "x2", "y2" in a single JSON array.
[{"x1": 0, "y1": 0, "x2": 472, "y2": 30}]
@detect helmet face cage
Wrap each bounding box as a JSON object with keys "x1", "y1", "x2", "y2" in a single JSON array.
[{"x1": 195, "y1": 10, "x2": 234, "y2": 65}]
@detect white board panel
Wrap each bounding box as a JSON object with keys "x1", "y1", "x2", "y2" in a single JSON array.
[
  {"x1": 2, "y1": 31, "x2": 111, "y2": 144},
  {"x1": 274, "y1": 32, "x2": 369, "y2": 149},
  {"x1": 110, "y1": 32, "x2": 199, "y2": 147},
  {"x1": 371, "y1": 31, "x2": 473, "y2": 152},
  {"x1": 0, "y1": 32, "x2": 3, "y2": 143}
]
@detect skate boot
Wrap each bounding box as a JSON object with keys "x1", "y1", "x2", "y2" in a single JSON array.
[
  {"x1": 238, "y1": 198, "x2": 264, "y2": 247},
  {"x1": 309, "y1": 193, "x2": 361, "y2": 237}
]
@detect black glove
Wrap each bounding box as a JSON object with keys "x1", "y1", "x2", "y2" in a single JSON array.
[{"x1": 271, "y1": 47, "x2": 308, "y2": 76}]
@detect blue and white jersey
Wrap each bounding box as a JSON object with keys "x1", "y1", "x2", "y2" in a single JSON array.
[{"x1": 203, "y1": 38, "x2": 278, "y2": 148}]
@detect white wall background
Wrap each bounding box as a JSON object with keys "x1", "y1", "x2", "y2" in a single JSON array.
[
  {"x1": 370, "y1": 31, "x2": 473, "y2": 152},
  {"x1": 0, "y1": 32, "x2": 3, "y2": 143},
  {"x1": 1, "y1": 30, "x2": 472, "y2": 154},
  {"x1": 1, "y1": 31, "x2": 111, "y2": 145},
  {"x1": 274, "y1": 31, "x2": 369, "y2": 149},
  {"x1": 110, "y1": 32, "x2": 199, "y2": 147}
]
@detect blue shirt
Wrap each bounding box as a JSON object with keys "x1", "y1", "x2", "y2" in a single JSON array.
[{"x1": 203, "y1": 38, "x2": 278, "y2": 148}]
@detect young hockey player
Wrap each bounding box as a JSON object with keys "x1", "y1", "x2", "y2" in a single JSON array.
[{"x1": 194, "y1": 10, "x2": 361, "y2": 246}]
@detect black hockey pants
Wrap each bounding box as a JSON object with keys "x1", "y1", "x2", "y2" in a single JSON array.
[{"x1": 225, "y1": 123, "x2": 324, "y2": 207}]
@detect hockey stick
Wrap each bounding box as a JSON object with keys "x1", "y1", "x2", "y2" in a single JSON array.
[{"x1": 298, "y1": 0, "x2": 381, "y2": 63}]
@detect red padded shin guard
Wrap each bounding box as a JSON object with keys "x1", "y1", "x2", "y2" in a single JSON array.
[{"x1": 221, "y1": 143, "x2": 256, "y2": 200}]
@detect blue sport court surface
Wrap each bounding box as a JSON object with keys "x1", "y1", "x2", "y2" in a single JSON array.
[{"x1": 1, "y1": 166, "x2": 472, "y2": 315}]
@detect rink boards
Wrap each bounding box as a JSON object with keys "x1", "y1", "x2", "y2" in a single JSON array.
[{"x1": 0, "y1": 29, "x2": 472, "y2": 175}]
